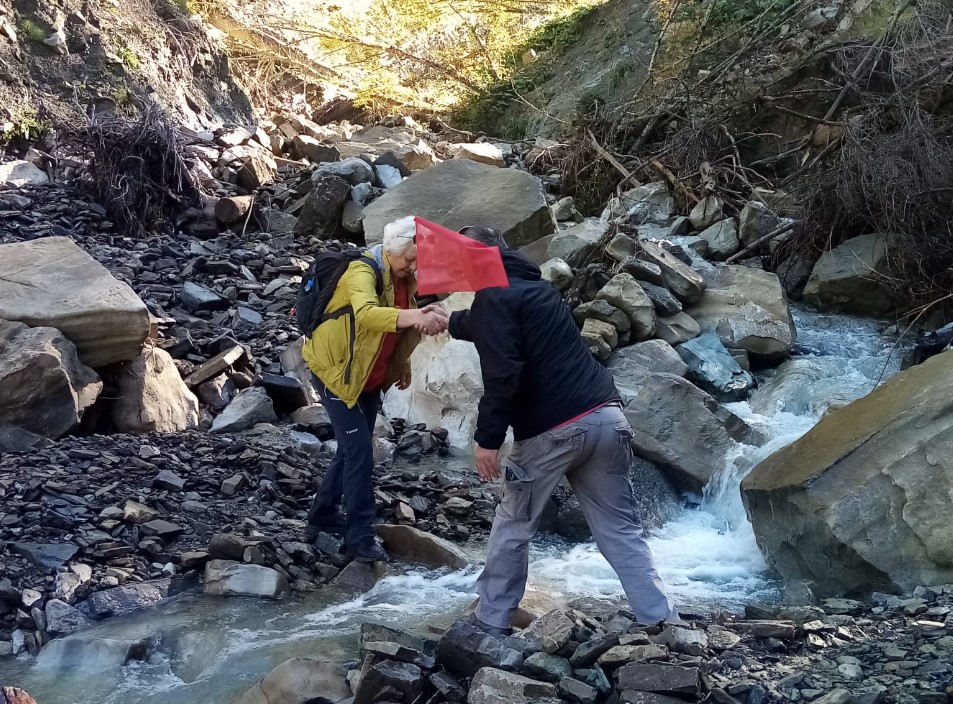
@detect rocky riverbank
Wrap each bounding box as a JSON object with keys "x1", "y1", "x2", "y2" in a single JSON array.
[{"x1": 235, "y1": 585, "x2": 953, "y2": 704}]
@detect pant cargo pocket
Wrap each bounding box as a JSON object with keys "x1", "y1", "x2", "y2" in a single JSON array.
[{"x1": 499, "y1": 459, "x2": 534, "y2": 521}]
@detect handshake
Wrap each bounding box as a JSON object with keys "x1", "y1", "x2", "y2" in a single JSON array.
[{"x1": 411, "y1": 304, "x2": 449, "y2": 336}]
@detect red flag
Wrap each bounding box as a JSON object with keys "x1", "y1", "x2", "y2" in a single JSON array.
[{"x1": 414, "y1": 217, "x2": 509, "y2": 296}]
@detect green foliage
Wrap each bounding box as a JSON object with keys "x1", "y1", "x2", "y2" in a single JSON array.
[
  {"x1": 114, "y1": 85, "x2": 136, "y2": 109},
  {"x1": 117, "y1": 43, "x2": 140, "y2": 70},
  {"x1": 18, "y1": 18, "x2": 47, "y2": 42},
  {"x1": 311, "y1": 0, "x2": 603, "y2": 113},
  {"x1": 526, "y1": 5, "x2": 594, "y2": 52},
  {"x1": 0, "y1": 110, "x2": 52, "y2": 145},
  {"x1": 679, "y1": 0, "x2": 798, "y2": 30}
]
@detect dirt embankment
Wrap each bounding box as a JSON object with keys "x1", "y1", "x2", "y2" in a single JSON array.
[{"x1": 0, "y1": 0, "x2": 253, "y2": 135}]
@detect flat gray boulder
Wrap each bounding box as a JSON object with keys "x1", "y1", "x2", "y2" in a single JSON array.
[
  {"x1": 363, "y1": 159, "x2": 554, "y2": 247},
  {"x1": 0, "y1": 237, "x2": 150, "y2": 367},
  {"x1": 743, "y1": 350, "x2": 953, "y2": 595},
  {"x1": 204, "y1": 560, "x2": 289, "y2": 598},
  {"x1": 211, "y1": 387, "x2": 277, "y2": 434},
  {"x1": 803, "y1": 234, "x2": 895, "y2": 316}
]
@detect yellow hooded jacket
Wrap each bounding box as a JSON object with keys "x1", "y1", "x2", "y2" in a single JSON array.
[{"x1": 301, "y1": 249, "x2": 420, "y2": 408}]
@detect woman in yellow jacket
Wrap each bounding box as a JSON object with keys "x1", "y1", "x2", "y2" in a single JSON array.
[{"x1": 302, "y1": 216, "x2": 448, "y2": 562}]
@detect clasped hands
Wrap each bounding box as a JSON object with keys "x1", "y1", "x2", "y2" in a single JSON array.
[{"x1": 412, "y1": 304, "x2": 449, "y2": 336}]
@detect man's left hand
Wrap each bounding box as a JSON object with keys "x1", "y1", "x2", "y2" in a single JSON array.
[
  {"x1": 397, "y1": 370, "x2": 412, "y2": 390},
  {"x1": 474, "y1": 444, "x2": 501, "y2": 482}
]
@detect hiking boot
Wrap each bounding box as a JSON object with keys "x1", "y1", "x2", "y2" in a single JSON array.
[
  {"x1": 304, "y1": 511, "x2": 347, "y2": 540},
  {"x1": 463, "y1": 612, "x2": 512, "y2": 639},
  {"x1": 345, "y1": 538, "x2": 388, "y2": 563}
]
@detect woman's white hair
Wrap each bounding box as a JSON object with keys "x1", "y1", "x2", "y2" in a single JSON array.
[{"x1": 382, "y1": 215, "x2": 417, "y2": 256}]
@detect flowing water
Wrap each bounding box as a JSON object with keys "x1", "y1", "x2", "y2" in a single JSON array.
[{"x1": 1, "y1": 306, "x2": 906, "y2": 703}]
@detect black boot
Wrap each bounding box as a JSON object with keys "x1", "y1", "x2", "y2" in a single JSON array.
[{"x1": 345, "y1": 537, "x2": 389, "y2": 563}]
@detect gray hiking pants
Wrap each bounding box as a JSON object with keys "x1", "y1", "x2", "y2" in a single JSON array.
[{"x1": 475, "y1": 404, "x2": 679, "y2": 628}]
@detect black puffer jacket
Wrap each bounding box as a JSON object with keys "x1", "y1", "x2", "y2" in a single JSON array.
[{"x1": 448, "y1": 250, "x2": 620, "y2": 450}]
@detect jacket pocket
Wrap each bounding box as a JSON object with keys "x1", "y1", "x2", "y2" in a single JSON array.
[{"x1": 499, "y1": 459, "x2": 534, "y2": 521}]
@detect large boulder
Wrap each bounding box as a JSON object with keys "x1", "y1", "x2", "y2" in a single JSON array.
[
  {"x1": 802, "y1": 234, "x2": 895, "y2": 316},
  {"x1": 363, "y1": 159, "x2": 554, "y2": 247},
  {"x1": 237, "y1": 658, "x2": 350, "y2": 704},
  {"x1": 375, "y1": 524, "x2": 471, "y2": 569},
  {"x1": 0, "y1": 320, "x2": 102, "y2": 439},
  {"x1": 621, "y1": 368, "x2": 759, "y2": 495},
  {"x1": 522, "y1": 219, "x2": 607, "y2": 268},
  {"x1": 111, "y1": 347, "x2": 200, "y2": 433},
  {"x1": 0, "y1": 237, "x2": 150, "y2": 367},
  {"x1": 698, "y1": 219, "x2": 740, "y2": 260},
  {"x1": 685, "y1": 265, "x2": 796, "y2": 361},
  {"x1": 384, "y1": 294, "x2": 483, "y2": 449},
  {"x1": 742, "y1": 350, "x2": 953, "y2": 596}
]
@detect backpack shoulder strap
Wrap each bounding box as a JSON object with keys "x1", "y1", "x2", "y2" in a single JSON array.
[{"x1": 359, "y1": 254, "x2": 384, "y2": 296}]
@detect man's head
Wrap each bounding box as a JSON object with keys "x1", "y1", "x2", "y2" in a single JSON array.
[
  {"x1": 383, "y1": 216, "x2": 418, "y2": 279},
  {"x1": 458, "y1": 225, "x2": 509, "y2": 250}
]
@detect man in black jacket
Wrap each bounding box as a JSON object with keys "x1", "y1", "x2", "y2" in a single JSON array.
[{"x1": 446, "y1": 226, "x2": 679, "y2": 636}]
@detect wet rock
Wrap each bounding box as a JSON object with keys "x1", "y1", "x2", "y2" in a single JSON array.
[
  {"x1": 375, "y1": 524, "x2": 470, "y2": 569},
  {"x1": 353, "y1": 659, "x2": 424, "y2": 704},
  {"x1": 211, "y1": 387, "x2": 277, "y2": 433},
  {"x1": 35, "y1": 635, "x2": 149, "y2": 671},
  {"x1": 364, "y1": 160, "x2": 553, "y2": 248},
  {"x1": 332, "y1": 561, "x2": 389, "y2": 592},
  {"x1": 556, "y1": 494, "x2": 592, "y2": 542},
  {"x1": 743, "y1": 350, "x2": 953, "y2": 595},
  {"x1": 86, "y1": 579, "x2": 172, "y2": 619},
  {"x1": 468, "y1": 667, "x2": 558, "y2": 704},
  {"x1": 237, "y1": 658, "x2": 350, "y2": 704},
  {"x1": 45, "y1": 598, "x2": 90, "y2": 636},
  {"x1": 677, "y1": 333, "x2": 754, "y2": 402},
  {"x1": 437, "y1": 620, "x2": 525, "y2": 678},
  {"x1": 623, "y1": 370, "x2": 758, "y2": 494},
  {"x1": 204, "y1": 560, "x2": 290, "y2": 599},
  {"x1": 0, "y1": 320, "x2": 102, "y2": 439}
]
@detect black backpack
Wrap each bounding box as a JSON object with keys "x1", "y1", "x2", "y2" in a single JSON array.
[{"x1": 295, "y1": 250, "x2": 383, "y2": 338}]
